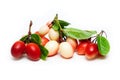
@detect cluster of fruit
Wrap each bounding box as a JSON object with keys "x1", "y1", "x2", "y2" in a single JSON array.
[{"x1": 11, "y1": 14, "x2": 110, "y2": 61}]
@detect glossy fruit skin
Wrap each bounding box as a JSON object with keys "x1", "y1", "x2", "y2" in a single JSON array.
[
  {"x1": 85, "y1": 43, "x2": 99, "y2": 59},
  {"x1": 26, "y1": 43, "x2": 41, "y2": 61},
  {"x1": 76, "y1": 40, "x2": 90, "y2": 55},
  {"x1": 48, "y1": 28, "x2": 59, "y2": 41},
  {"x1": 66, "y1": 37, "x2": 78, "y2": 50},
  {"x1": 41, "y1": 37, "x2": 49, "y2": 46},
  {"x1": 39, "y1": 25, "x2": 49, "y2": 37},
  {"x1": 11, "y1": 41, "x2": 25, "y2": 59},
  {"x1": 45, "y1": 41, "x2": 59, "y2": 57},
  {"x1": 59, "y1": 42, "x2": 74, "y2": 59}
]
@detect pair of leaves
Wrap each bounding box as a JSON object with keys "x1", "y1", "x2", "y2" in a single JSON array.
[
  {"x1": 20, "y1": 34, "x2": 48, "y2": 60},
  {"x1": 97, "y1": 35, "x2": 110, "y2": 56},
  {"x1": 63, "y1": 28, "x2": 97, "y2": 40},
  {"x1": 52, "y1": 20, "x2": 70, "y2": 31},
  {"x1": 20, "y1": 34, "x2": 41, "y2": 44},
  {"x1": 52, "y1": 14, "x2": 70, "y2": 31}
]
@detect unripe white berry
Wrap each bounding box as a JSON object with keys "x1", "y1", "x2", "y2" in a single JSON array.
[
  {"x1": 39, "y1": 25, "x2": 49, "y2": 36},
  {"x1": 45, "y1": 41, "x2": 59, "y2": 57},
  {"x1": 48, "y1": 28, "x2": 59, "y2": 41},
  {"x1": 59, "y1": 42, "x2": 74, "y2": 59},
  {"x1": 66, "y1": 37, "x2": 78, "y2": 50}
]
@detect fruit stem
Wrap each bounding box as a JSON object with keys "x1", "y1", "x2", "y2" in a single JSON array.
[
  {"x1": 59, "y1": 30, "x2": 66, "y2": 42},
  {"x1": 27, "y1": 20, "x2": 33, "y2": 42},
  {"x1": 101, "y1": 30, "x2": 107, "y2": 38},
  {"x1": 28, "y1": 20, "x2": 32, "y2": 35},
  {"x1": 53, "y1": 14, "x2": 65, "y2": 43},
  {"x1": 92, "y1": 30, "x2": 107, "y2": 44},
  {"x1": 97, "y1": 30, "x2": 107, "y2": 38},
  {"x1": 54, "y1": 14, "x2": 63, "y2": 30}
]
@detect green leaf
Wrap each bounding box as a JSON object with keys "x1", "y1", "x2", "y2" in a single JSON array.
[
  {"x1": 52, "y1": 14, "x2": 70, "y2": 31},
  {"x1": 59, "y1": 20, "x2": 70, "y2": 28},
  {"x1": 52, "y1": 20, "x2": 70, "y2": 30},
  {"x1": 30, "y1": 34, "x2": 41, "y2": 44},
  {"x1": 20, "y1": 34, "x2": 48, "y2": 60},
  {"x1": 20, "y1": 35, "x2": 28, "y2": 42},
  {"x1": 97, "y1": 35, "x2": 110, "y2": 56},
  {"x1": 39, "y1": 45, "x2": 48, "y2": 60},
  {"x1": 20, "y1": 34, "x2": 41, "y2": 44},
  {"x1": 63, "y1": 28, "x2": 97, "y2": 40}
]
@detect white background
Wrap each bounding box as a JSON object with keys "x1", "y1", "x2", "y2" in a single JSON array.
[{"x1": 0, "y1": 0, "x2": 120, "y2": 80}]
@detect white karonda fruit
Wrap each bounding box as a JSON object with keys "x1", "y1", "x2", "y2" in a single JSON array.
[
  {"x1": 66, "y1": 37, "x2": 78, "y2": 50},
  {"x1": 45, "y1": 41, "x2": 59, "y2": 57},
  {"x1": 59, "y1": 42, "x2": 74, "y2": 59},
  {"x1": 48, "y1": 28, "x2": 59, "y2": 41},
  {"x1": 39, "y1": 25, "x2": 49, "y2": 36}
]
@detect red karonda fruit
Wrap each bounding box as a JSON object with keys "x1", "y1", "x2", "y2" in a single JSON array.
[
  {"x1": 11, "y1": 41, "x2": 25, "y2": 59},
  {"x1": 26, "y1": 43, "x2": 41, "y2": 61},
  {"x1": 85, "y1": 43, "x2": 99, "y2": 60},
  {"x1": 76, "y1": 40, "x2": 90, "y2": 55},
  {"x1": 41, "y1": 37, "x2": 49, "y2": 46}
]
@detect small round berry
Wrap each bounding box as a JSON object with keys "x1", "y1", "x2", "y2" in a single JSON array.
[
  {"x1": 59, "y1": 42, "x2": 74, "y2": 59},
  {"x1": 39, "y1": 25, "x2": 49, "y2": 37},
  {"x1": 45, "y1": 41, "x2": 59, "y2": 57},
  {"x1": 48, "y1": 28, "x2": 59, "y2": 41}
]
